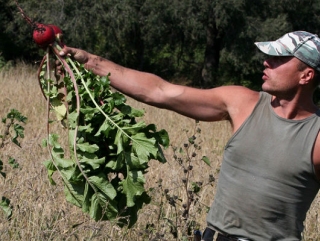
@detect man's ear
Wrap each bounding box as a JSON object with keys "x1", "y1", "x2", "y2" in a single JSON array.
[{"x1": 299, "y1": 68, "x2": 315, "y2": 85}]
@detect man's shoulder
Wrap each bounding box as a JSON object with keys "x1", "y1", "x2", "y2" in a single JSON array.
[{"x1": 219, "y1": 86, "x2": 260, "y2": 131}]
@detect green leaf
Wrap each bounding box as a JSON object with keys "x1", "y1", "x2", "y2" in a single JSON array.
[
  {"x1": 76, "y1": 143, "x2": 99, "y2": 153},
  {"x1": 51, "y1": 97, "x2": 67, "y2": 121},
  {"x1": 132, "y1": 133, "x2": 157, "y2": 161},
  {"x1": 94, "y1": 120, "x2": 112, "y2": 137},
  {"x1": 51, "y1": 146, "x2": 74, "y2": 169},
  {"x1": 201, "y1": 156, "x2": 211, "y2": 166},
  {"x1": 78, "y1": 124, "x2": 94, "y2": 134},
  {"x1": 43, "y1": 160, "x2": 57, "y2": 185},
  {"x1": 114, "y1": 129, "x2": 129, "y2": 154},
  {"x1": 118, "y1": 104, "x2": 144, "y2": 117},
  {"x1": 48, "y1": 134, "x2": 62, "y2": 149},
  {"x1": 67, "y1": 112, "x2": 79, "y2": 128},
  {"x1": 0, "y1": 159, "x2": 5, "y2": 179},
  {"x1": 121, "y1": 122, "x2": 146, "y2": 135},
  {"x1": 0, "y1": 196, "x2": 12, "y2": 219},
  {"x1": 8, "y1": 157, "x2": 19, "y2": 169},
  {"x1": 41, "y1": 139, "x2": 48, "y2": 147},
  {"x1": 88, "y1": 174, "x2": 117, "y2": 200},
  {"x1": 121, "y1": 170, "x2": 146, "y2": 207},
  {"x1": 111, "y1": 92, "x2": 126, "y2": 106},
  {"x1": 12, "y1": 124, "x2": 25, "y2": 147},
  {"x1": 88, "y1": 192, "x2": 118, "y2": 221},
  {"x1": 156, "y1": 144, "x2": 167, "y2": 164},
  {"x1": 156, "y1": 129, "x2": 170, "y2": 148},
  {"x1": 89, "y1": 193, "x2": 103, "y2": 220},
  {"x1": 64, "y1": 180, "x2": 85, "y2": 208},
  {"x1": 124, "y1": 152, "x2": 148, "y2": 170},
  {"x1": 105, "y1": 153, "x2": 125, "y2": 170},
  {"x1": 191, "y1": 182, "x2": 201, "y2": 193},
  {"x1": 79, "y1": 154, "x2": 105, "y2": 170},
  {"x1": 7, "y1": 109, "x2": 27, "y2": 123},
  {"x1": 80, "y1": 106, "x2": 99, "y2": 120},
  {"x1": 82, "y1": 181, "x2": 92, "y2": 213},
  {"x1": 60, "y1": 166, "x2": 78, "y2": 181}
]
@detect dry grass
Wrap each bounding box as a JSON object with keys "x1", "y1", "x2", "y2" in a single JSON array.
[{"x1": 0, "y1": 63, "x2": 319, "y2": 240}]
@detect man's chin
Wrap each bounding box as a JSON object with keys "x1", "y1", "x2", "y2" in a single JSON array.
[
  {"x1": 261, "y1": 85, "x2": 270, "y2": 92},
  {"x1": 262, "y1": 86, "x2": 276, "y2": 95}
]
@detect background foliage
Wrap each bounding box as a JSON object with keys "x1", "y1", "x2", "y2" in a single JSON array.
[{"x1": 2, "y1": 0, "x2": 320, "y2": 88}]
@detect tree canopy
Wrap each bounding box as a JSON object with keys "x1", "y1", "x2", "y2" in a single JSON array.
[{"x1": 2, "y1": 0, "x2": 320, "y2": 89}]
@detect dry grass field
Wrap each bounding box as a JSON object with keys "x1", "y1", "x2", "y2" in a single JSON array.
[{"x1": 0, "y1": 63, "x2": 319, "y2": 240}]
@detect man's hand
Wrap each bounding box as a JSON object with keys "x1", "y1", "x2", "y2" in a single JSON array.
[
  {"x1": 59, "y1": 46, "x2": 90, "y2": 64},
  {"x1": 55, "y1": 46, "x2": 93, "y2": 76}
]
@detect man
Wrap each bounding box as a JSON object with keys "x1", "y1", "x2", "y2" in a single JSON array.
[{"x1": 58, "y1": 31, "x2": 320, "y2": 240}]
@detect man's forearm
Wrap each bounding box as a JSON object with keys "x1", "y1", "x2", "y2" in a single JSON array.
[{"x1": 86, "y1": 54, "x2": 167, "y2": 106}]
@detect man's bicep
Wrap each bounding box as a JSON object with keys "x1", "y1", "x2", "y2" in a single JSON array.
[
  {"x1": 158, "y1": 85, "x2": 237, "y2": 122},
  {"x1": 182, "y1": 85, "x2": 258, "y2": 124}
]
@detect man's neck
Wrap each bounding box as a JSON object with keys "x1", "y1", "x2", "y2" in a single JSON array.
[{"x1": 271, "y1": 95, "x2": 318, "y2": 120}]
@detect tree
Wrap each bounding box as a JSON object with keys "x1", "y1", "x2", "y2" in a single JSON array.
[{"x1": 3, "y1": 0, "x2": 320, "y2": 88}]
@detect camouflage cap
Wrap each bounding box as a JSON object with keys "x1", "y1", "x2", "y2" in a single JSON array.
[{"x1": 255, "y1": 31, "x2": 320, "y2": 72}]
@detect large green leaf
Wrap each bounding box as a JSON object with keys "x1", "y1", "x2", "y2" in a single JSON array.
[
  {"x1": 94, "y1": 120, "x2": 112, "y2": 137},
  {"x1": 89, "y1": 193, "x2": 103, "y2": 220},
  {"x1": 89, "y1": 192, "x2": 118, "y2": 221},
  {"x1": 79, "y1": 154, "x2": 105, "y2": 170},
  {"x1": 105, "y1": 153, "x2": 125, "y2": 170},
  {"x1": 51, "y1": 97, "x2": 67, "y2": 121},
  {"x1": 64, "y1": 180, "x2": 85, "y2": 208},
  {"x1": 132, "y1": 133, "x2": 157, "y2": 161},
  {"x1": 76, "y1": 142, "x2": 99, "y2": 153},
  {"x1": 114, "y1": 129, "x2": 129, "y2": 154},
  {"x1": 82, "y1": 181, "x2": 92, "y2": 213},
  {"x1": 121, "y1": 170, "x2": 146, "y2": 207},
  {"x1": 51, "y1": 150, "x2": 74, "y2": 169},
  {"x1": 88, "y1": 174, "x2": 117, "y2": 200},
  {"x1": 125, "y1": 152, "x2": 148, "y2": 170},
  {"x1": 121, "y1": 121, "x2": 146, "y2": 135}
]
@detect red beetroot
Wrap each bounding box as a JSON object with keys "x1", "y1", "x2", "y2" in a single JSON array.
[
  {"x1": 32, "y1": 24, "x2": 55, "y2": 47},
  {"x1": 48, "y1": 24, "x2": 65, "y2": 48},
  {"x1": 48, "y1": 24, "x2": 63, "y2": 36},
  {"x1": 15, "y1": 2, "x2": 58, "y2": 48}
]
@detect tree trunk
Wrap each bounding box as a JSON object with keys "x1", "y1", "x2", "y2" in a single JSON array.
[{"x1": 201, "y1": 14, "x2": 220, "y2": 88}]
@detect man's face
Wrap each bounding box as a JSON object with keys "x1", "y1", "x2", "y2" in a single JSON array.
[{"x1": 261, "y1": 56, "x2": 304, "y2": 97}]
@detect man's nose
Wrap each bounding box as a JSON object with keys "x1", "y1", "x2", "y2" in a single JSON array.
[{"x1": 263, "y1": 58, "x2": 271, "y2": 68}]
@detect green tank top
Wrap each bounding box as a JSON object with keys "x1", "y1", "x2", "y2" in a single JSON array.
[{"x1": 207, "y1": 91, "x2": 320, "y2": 240}]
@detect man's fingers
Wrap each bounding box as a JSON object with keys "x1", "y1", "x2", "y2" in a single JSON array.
[
  {"x1": 59, "y1": 47, "x2": 76, "y2": 58},
  {"x1": 59, "y1": 46, "x2": 70, "y2": 56},
  {"x1": 58, "y1": 46, "x2": 88, "y2": 64},
  {"x1": 54, "y1": 59, "x2": 64, "y2": 77}
]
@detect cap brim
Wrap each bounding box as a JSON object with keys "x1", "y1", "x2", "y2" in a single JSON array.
[{"x1": 255, "y1": 41, "x2": 293, "y2": 56}]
